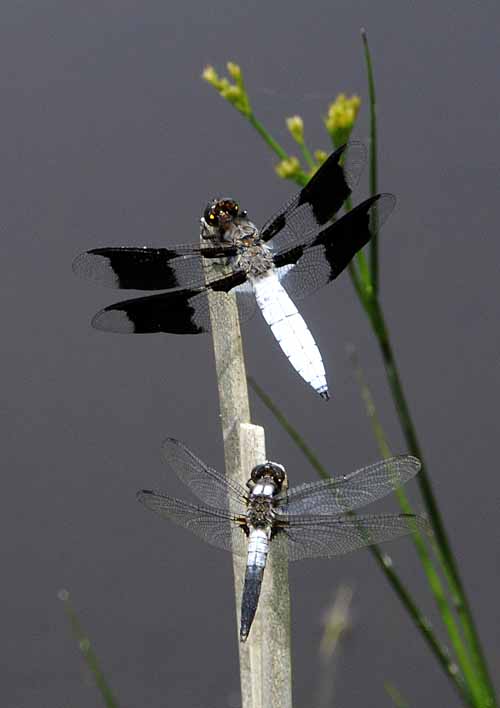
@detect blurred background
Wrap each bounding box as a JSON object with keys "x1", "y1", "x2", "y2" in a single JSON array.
[{"x1": 1, "y1": 1, "x2": 499, "y2": 706}]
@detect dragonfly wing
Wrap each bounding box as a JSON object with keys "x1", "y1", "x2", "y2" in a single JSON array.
[
  {"x1": 275, "y1": 455, "x2": 421, "y2": 515},
  {"x1": 161, "y1": 438, "x2": 249, "y2": 511},
  {"x1": 260, "y1": 142, "x2": 367, "y2": 253},
  {"x1": 90, "y1": 271, "x2": 255, "y2": 334},
  {"x1": 73, "y1": 245, "x2": 237, "y2": 290},
  {"x1": 137, "y1": 490, "x2": 248, "y2": 556},
  {"x1": 274, "y1": 194, "x2": 396, "y2": 301},
  {"x1": 275, "y1": 512, "x2": 429, "y2": 561}
]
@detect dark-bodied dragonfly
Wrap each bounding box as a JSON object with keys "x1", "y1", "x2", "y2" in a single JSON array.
[
  {"x1": 73, "y1": 143, "x2": 395, "y2": 399},
  {"x1": 137, "y1": 439, "x2": 427, "y2": 642}
]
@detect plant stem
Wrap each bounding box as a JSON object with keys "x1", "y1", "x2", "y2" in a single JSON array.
[
  {"x1": 345, "y1": 195, "x2": 372, "y2": 293},
  {"x1": 359, "y1": 32, "x2": 494, "y2": 706},
  {"x1": 366, "y1": 296, "x2": 495, "y2": 706},
  {"x1": 361, "y1": 29, "x2": 379, "y2": 294},
  {"x1": 248, "y1": 376, "x2": 326, "y2": 478},
  {"x1": 248, "y1": 114, "x2": 290, "y2": 161},
  {"x1": 299, "y1": 141, "x2": 316, "y2": 170},
  {"x1": 59, "y1": 590, "x2": 119, "y2": 708},
  {"x1": 350, "y1": 350, "x2": 487, "y2": 706},
  {"x1": 385, "y1": 682, "x2": 410, "y2": 708},
  {"x1": 369, "y1": 546, "x2": 474, "y2": 707}
]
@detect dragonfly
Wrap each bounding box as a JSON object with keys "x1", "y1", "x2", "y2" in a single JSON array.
[
  {"x1": 73, "y1": 142, "x2": 395, "y2": 399},
  {"x1": 137, "y1": 439, "x2": 428, "y2": 642}
]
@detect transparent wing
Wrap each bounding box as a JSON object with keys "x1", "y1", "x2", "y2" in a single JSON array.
[
  {"x1": 274, "y1": 194, "x2": 396, "y2": 301},
  {"x1": 276, "y1": 512, "x2": 429, "y2": 561},
  {"x1": 161, "y1": 438, "x2": 249, "y2": 512},
  {"x1": 137, "y1": 490, "x2": 248, "y2": 556},
  {"x1": 260, "y1": 142, "x2": 367, "y2": 253},
  {"x1": 73, "y1": 245, "x2": 237, "y2": 290},
  {"x1": 90, "y1": 272, "x2": 256, "y2": 334},
  {"x1": 275, "y1": 455, "x2": 420, "y2": 515}
]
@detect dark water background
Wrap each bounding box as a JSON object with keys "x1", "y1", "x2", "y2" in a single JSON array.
[{"x1": 1, "y1": 1, "x2": 499, "y2": 706}]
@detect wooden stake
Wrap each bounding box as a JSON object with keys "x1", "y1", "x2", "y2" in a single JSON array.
[{"x1": 206, "y1": 258, "x2": 292, "y2": 708}]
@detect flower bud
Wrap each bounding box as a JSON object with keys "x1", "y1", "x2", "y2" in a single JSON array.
[
  {"x1": 325, "y1": 93, "x2": 361, "y2": 147},
  {"x1": 286, "y1": 115, "x2": 304, "y2": 144},
  {"x1": 275, "y1": 156, "x2": 301, "y2": 180}
]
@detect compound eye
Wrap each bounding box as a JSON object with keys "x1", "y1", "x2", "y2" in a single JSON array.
[
  {"x1": 268, "y1": 462, "x2": 285, "y2": 484},
  {"x1": 221, "y1": 199, "x2": 239, "y2": 218},
  {"x1": 251, "y1": 464, "x2": 265, "y2": 482},
  {"x1": 203, "y1": 203, "x2": 219, "y2": 226}
]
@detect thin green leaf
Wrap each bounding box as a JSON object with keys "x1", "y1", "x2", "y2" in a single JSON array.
[
  {"x1": 361, "y1": 29, "x2": 379, "y2": 294},
  {"x1": 349, "y1": 349, "x2": 486, "y2": 707},
  {"x1": 385, "y1": 682, "x2": 410, "y2": 708},
  {"x1": 248, "y1": 376, "x2": 327, "y2": 479},
  {"x1": 247, "y1": 113, "x2": 290, "y2": 162},
  {"x1": 366, "y1": 299, "x2": 496, "y2": 707},
  {"x1": 59, "y1": 590, "x2": 119, "y2": 708}
]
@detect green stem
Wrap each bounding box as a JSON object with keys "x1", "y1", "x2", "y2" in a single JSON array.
[
  {"x1": 248, "y1": 376, "x2": 326, "y2": 478},
  {"x1": 60, "y1": 591, "x2": 119, "y2": 708},
  {"x1": 385, "y1": 682, "x2": 410, "y2": 708},
  {"x1": 369, "y1": 545, "x2": 473, "y2": 707},
  {"x1": 351, "y1": 350, "x2": 485, "y2": 706},
  {"x1": 366, "y1": 297, "x2": 495, "y2": 707},
  {"x1": 361, "y1": 29, "x2": 379, "y2": 295},
  {"x1": 299, "y1": 141, "x2": 316, "y2": 170},
  {"x1": 359, "y1": 32, "x2": 494, "y2": 704},
  {"x1": 345, "y1": 195, "x2": 372, "y2": 292},
  {"x1": 248, "y1": 113, "x2": 290, "y2": 161},
  {"x1": 347, "y1": 262, "x2": 366, "y2": 306}
]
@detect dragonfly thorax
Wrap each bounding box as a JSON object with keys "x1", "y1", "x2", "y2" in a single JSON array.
[
  {"x1": 246, "y1": 494, "x2": 275, "y2": 529},
  {"x1": 200, "y1": 198, "x2": 273, "y2": 276},
  {"x1": 235, "y1": 239, "x2": 273, "y2": 276}
]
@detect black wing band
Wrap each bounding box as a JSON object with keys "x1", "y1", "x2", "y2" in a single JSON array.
[
  {"x1": 274, "y1": 194, "x2": 395, "y2": 301},
  {"x1": 90, "y1": 270, "x2": 250, "y2": 334},
  {"x1": 260, "y1": 142, "x2": 367, "y2": 252},
  {"x1": 73, "y1": 245, "x2": 237, "y2": 290}
]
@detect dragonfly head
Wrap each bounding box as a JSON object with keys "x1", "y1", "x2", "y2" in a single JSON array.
[
  {"x1": 201, "y1": 198, "x2": 246, "y2": 237},
  {"x1": 248, "y1": 461, "x2": 286, "y2": 492}
]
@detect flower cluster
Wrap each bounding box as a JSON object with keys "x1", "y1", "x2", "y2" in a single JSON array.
[
  {"x1": 325, "y1": 93, "x2": 361, "y2": 147},
  {"x1": 274, "y1": 156, "x2": 301, "y2": 180},
  {"x1": 202, "y1": 63, "x2": 252, "y2": 118}
]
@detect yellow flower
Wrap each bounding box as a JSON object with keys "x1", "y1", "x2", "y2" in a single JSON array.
[
  {"x1": 314, "y1": 149, "x2": 328, "y2": 165},
  {"x1": 226, "y1": 62, "x2": 242, "y2": 81},
  {"x1": 202, "y1": 62, "x2": 251, "y2": 117},
  {"x1": 275, "y1": 156, "x2": 301, "y2": 180},
  {"x1": 202, "y1": 65, "x2": 220, "y2": 88},
  {"x1": 286, "y1": 115, "x2": 304, "y2": 144},
  {"x1": 325, "y1": 93, "x2": 361, "y2": 147}
]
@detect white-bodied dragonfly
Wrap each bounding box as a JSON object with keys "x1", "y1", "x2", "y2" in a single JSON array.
[
  {"x1": 73, "y1": 142, "x2": 395, "y2": 399},
  {"x1": 138, "y1": 439, "x2": 427, "y2": 642}
]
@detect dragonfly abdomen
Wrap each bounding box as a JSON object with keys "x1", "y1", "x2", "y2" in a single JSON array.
[
  {"x1": 253, "y1": 271, "x2": 329, "y2": 399},
  {"x1": 240, "y1": 527, "x2": 270, "y2": 642}
]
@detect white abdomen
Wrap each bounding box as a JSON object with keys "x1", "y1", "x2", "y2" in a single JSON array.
[
  {"x1": 247, "y1": 527, "x2": 270, "y2": 568},
  {"x1": 252, "y1": 271, "x2": 329, "y2": 398}
]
